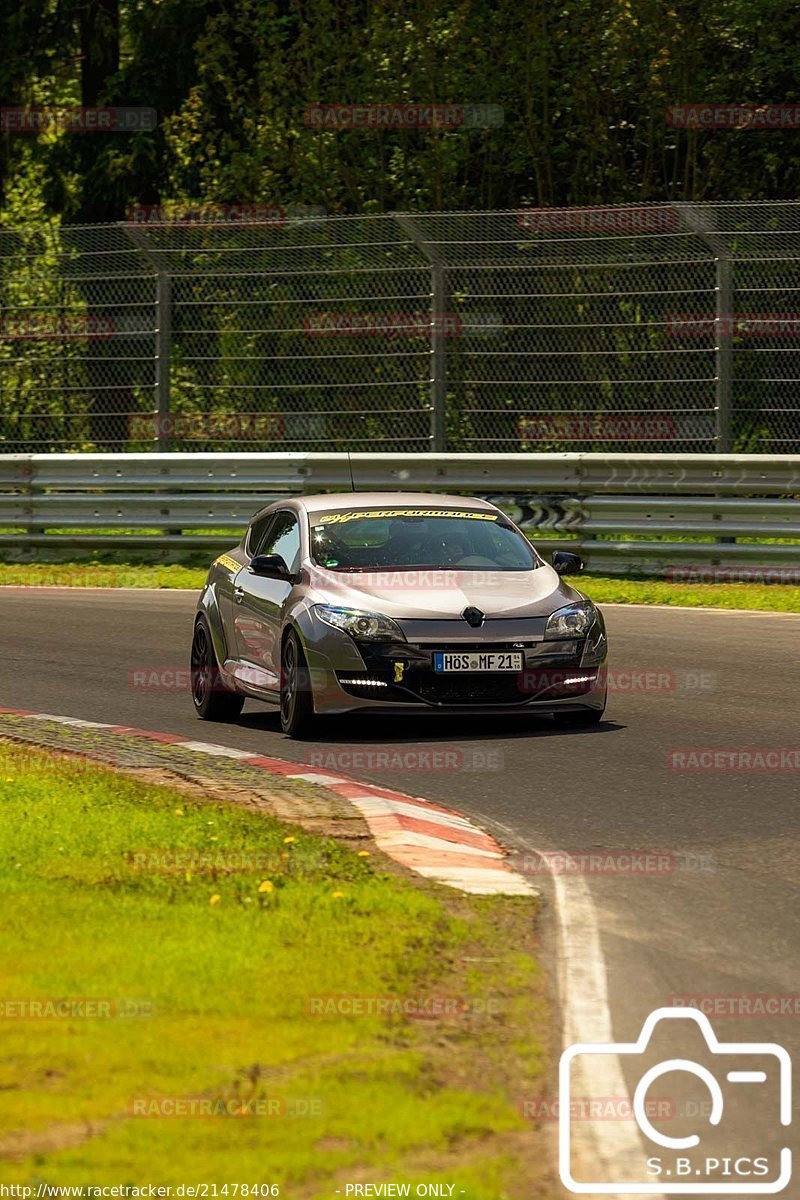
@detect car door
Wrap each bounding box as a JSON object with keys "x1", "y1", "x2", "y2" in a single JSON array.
[
  {"x1": 215, "y1": 514, "x2": 274, "y2": 657},
  {"x1": 232, "y1": 510, "x2": 301, "y2": 693}
]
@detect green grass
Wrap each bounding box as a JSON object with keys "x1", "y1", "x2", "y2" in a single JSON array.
[
  {"x1": 0, "y1": 561, "x2": 207, "y2": 588},
  {"x1": 2, "y1": 560, "x2": 799, "y2": 611},
  {"x1": 580, "y1": 574, "x2": 800, "y2": 611},
  {"x1": 0, "y1": 744, "x2": 548, "y2": 1195}
]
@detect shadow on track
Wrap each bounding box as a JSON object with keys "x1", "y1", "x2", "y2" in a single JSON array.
[{"x1": 233, "y1": 706, "x2": 624, "y2": 746}]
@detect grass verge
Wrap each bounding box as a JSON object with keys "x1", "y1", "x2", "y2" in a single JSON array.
[
  {"x1": 1, "y1": 559, "x2": 799, "y2": 611},
  {"x1": 0, "y1": 742, "x2": 549, "y2": 1197},
  {"x1": 580, "y1": 575, "x2": 800, "y2": 612},
  {"x1": 0, "y1": 561, "x2": 207, "y2": 589}
]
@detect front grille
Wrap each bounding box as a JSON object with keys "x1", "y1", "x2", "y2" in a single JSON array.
[
  {"x1": 409, "y1": 641, "x2": 537, "y2": 652},
  {"x1": 413, "y1": 674, "x2": 531, "y2": 706},
  {"x1": 338, "y1": 645, "x2": 598, "y2": 707}
]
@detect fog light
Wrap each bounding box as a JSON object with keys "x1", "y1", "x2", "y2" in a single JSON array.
[{"x1": 339, "y1": 678, "x2": 388, "y2": 687}]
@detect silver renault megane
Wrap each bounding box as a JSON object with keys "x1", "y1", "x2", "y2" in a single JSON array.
[{"x1": 191, "y1": 493, "x2": 608, "y2": 737}]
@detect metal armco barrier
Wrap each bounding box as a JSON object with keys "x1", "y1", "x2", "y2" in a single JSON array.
[{"x1": 0, "y1": 452, "x2": 798, "y2": 569}]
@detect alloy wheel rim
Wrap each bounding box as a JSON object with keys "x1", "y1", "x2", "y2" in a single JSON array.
[
  {"x1": 281, "y1": 640, "x2": 297, "y2": 723},
  {"x1": 191, "y1": 626, "x2": 209, "y2": 706}
]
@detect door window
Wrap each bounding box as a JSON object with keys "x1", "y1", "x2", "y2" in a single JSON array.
[
  {"x1": 261, "y1": 512, "x2": 301, "y2": 574},
  {"x1": 247, "y1": 514, "x2": 275, "y2": 557}
]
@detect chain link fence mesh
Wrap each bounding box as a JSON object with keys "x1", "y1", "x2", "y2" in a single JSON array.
[{"x1": 1, "y1": 202, "x2": 799, "y2": 453}]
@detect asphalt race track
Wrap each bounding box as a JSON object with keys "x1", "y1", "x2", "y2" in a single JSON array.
[{"x1": 1, "y1": 587, "x2": 798, "y2": 1175}]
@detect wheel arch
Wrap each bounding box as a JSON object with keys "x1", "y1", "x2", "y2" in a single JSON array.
[{"x1": 196, "y1": 584, "x2": 230, "y2": 668}]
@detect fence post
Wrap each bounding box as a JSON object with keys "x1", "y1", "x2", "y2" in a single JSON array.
[
  {"x1": 124, "y1": 225, "x2": 172, "y2": 451},
  {"x1": 396, "y1": 214, "x2": 447, "y2": 450},
  {"x1": 679, "y1": 206, "x2": 733, "y2": 452},
  {"x1": 715, "y1": 256, "x2": 733, "y2": 452},
  {"x1": 155, "y1": 272, "x2": 172, "y2": 451},
  {"x1": 430, "y1": 262, "x2": 447, "y2": 451}
]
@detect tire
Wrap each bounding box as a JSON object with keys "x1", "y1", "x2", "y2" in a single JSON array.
[
  {"x1": 191, "y1": 616, "x2": 245, "y2": 721},
  {"x1": 280, "y1": 630, "x2": 316, "y2": 737},
  {"x1": 552, "y1": 705, "x2": 605, "y2": 727}
]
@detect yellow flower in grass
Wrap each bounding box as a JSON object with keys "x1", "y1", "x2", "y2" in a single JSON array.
[
  {"x1": 209, "y1": 894, "x2": 221, "y2": 906},
  {"x1": 283, "y1": 836, "x2": 296, "y2": 844},
  {"x1": 357, "y1": 850, "x2": 370, "y2": 857},
  {"x1": 331, "y1": 891, "x2": 345, "y2": 899},
  {"x1": 258, "y1": 880, "x2": 274, "y2": 894},
  {"x1": 175, "y1": 808, "x2": 184, "y2": 816}
]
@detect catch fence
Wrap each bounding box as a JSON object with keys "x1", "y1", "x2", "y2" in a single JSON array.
[{"x1": 2, "y1": 203, "x2": 800, "y2": 454}]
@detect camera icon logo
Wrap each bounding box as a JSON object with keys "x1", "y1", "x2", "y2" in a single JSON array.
[{"x1": 559, "y1": 1006, "x2": 792, "y2": 1194}]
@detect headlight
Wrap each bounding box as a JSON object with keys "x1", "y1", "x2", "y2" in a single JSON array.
[
  {"x1": 544, "y1": 600, "x2": 596, "y2": 640},
  {"x1": 314, "y1": 605, "x2": 406, "y2": 642}
]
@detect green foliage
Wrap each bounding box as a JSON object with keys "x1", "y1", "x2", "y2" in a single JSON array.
[{"x1": 2, "y1": 0, "x2": 799, "y2": 219}]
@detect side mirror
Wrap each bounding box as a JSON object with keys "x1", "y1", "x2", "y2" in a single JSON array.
[
  {"x1": 552, "y1": 550, "x2": 583, "y2": 576},
  {"x1": 250, "y1": 553, "x2": 292, "y2": 579}
]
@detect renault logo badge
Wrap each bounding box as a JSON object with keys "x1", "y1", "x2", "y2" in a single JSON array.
[{"x1": 462, "y1": 606, "x2": 485, "y2": 628}]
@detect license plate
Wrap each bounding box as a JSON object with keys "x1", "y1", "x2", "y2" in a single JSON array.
[{"x1": 433, "y1": 651, "x2": 523, "y2": 673}]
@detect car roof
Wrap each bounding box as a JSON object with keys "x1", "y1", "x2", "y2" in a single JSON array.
[
  {"x1": 244, "y1": 493, "x2": 502, "y2": 531},
  {"x1": 296, "y1": 492, "x2": 499, "y2": 513}
]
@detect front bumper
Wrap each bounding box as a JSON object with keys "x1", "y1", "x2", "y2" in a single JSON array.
[{"x1": 302, "y1": 615, "x2": 608, "y2": 716}]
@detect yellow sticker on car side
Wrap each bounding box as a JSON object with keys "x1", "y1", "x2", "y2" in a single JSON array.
[{"x1": 213, "y1": 553, "x2": 240, "y2": 573}]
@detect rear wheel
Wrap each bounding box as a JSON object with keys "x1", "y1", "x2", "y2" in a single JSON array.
[
  {"x1": 280, "y1": 630, "x2": 316, "y2": 738},
  {"x1": 191, "y1": 617, "x2": 244, "y2": 721}
]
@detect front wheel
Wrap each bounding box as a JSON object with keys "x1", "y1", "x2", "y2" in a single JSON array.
[
  {"x1": 280, "y1": 630, "x2": 316, "y2": 738},
  {"x1": 191, "y1": 617, "x2": 244, "y2": 721}
]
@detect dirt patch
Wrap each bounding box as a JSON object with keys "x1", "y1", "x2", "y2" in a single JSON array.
[{"x1": 0, "y1": 1121, "x2": 104, "y2": 1161}]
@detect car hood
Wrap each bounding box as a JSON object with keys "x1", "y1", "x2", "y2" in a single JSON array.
[{"x1": 304, "y1": 563, "x2": 578, "y2": 619}]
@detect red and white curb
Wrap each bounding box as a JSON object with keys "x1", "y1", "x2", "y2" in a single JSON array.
[{"x1": 0, "y1": 708, "x2": 535, "y2": 896}]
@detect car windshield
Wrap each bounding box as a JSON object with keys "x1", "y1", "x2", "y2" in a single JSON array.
[{"x1": 308, "y1": 507, "x2": 538, "y2": 570}]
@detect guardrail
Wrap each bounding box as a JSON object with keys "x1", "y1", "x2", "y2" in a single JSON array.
[{"x1": 1, "y1": 452, "x2": 799, "y2": 571}]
